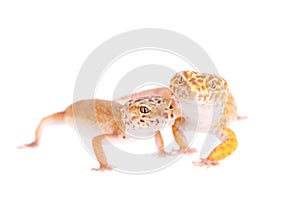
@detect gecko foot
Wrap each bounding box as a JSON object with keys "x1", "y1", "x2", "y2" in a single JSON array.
[
  {"x1": 192, "y1": 159, "x2": 219, "y2": 168},
  {"x1": 157, "y1": 150, "x2": 174, "y2": 157},
  {"x1": 172, "y1": 147, "x2": 197, "y2": 155},
  {"x1": 91, "y1": 164, "x2": 113, "y2": 172},
  {"x1": 17, "y1": 141, "x2": 39, "y2": 149}
]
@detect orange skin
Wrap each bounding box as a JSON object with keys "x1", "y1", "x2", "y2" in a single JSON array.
[
  {"x1": 19, "y1": 97, "x2": 178, "y2": 171},
  {"x1": 20, "y1": 71, "x2": 245, "y2": 170},
  {"x1": 117, "y1": 71, "x2": 246, "y2": 167}
]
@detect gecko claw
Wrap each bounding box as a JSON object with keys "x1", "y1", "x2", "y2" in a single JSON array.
[
  {"x1": 157, "y1": 150, "x2": 174, "y2": 157},
  {"x1": 91, "y1": 164, "x2": 113, "y2": 172},
  {"x1": 192, "y1": 159, "x2": 219, "y2": 168},
  {"x1": 172, "y1": 147, "x2": 197, "y2": 155}
]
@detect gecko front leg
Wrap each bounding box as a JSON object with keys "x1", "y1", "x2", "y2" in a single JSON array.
[
  {"x1": 193, "y1": 127, "x2": 238, "y2": 167},
  {"x1": 154, "y1": 131, "x2": 175, "y2": 156},
  {"x1": 154, "y1": 131, "x2": 166, "y2": 156},
  {"x1": 172, "y1": 117, "x2": 197, "y2": 154},
  {"x1": 91, "y1": 133, "x2": 119, "y2": 171}
]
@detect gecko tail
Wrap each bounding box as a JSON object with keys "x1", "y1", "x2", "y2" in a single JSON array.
[{"x1": 18, "y1": 111, "x2": 66, "y2": 148}]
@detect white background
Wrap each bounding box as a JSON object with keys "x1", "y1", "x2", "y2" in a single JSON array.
[{"x1": 1, "y1": 0, "x2": 299, "y2": 199}]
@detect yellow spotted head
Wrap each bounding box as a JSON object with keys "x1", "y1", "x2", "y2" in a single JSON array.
[{"x1": 170, "y1": 71, "x2": 228, "y2": 103}]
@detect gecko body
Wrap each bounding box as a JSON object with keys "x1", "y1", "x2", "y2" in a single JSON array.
[
  {"x1": 170, "y1": 71, "x2": 245, "y2": 166},
  {"x1": 21, "y1": 70, "x2": 244, "y2": 170},
  {"x1": 116, "y1": 70, "x2": 245, "y2": 167},
  {"x1": 20, "y1": 96, "x2": 178, "y2": 171}
]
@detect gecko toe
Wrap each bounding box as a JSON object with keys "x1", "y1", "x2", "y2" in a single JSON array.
[
  {"x1": 91, "y1": 164, "x2": 113, "y2": 172},
  {"x1": 192, "y1": 159, "x2": 219, "y2": 168}
]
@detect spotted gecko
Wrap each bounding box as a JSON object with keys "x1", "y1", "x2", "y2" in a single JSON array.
[
  {"x1": 19, "y1": 96, "x2": 179, "y2": 171},
  {"x1": 118, "y1": 70, "x2": 246, "y2": 167},
  {"x1": 170, "y1": 71, "x2": 246, "y2": 166}
]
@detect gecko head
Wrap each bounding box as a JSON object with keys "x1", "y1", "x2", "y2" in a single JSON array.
[
  {"x1": 170, "y1": 71, "x2": 229, "y2": 103},
  {"x1": 121, "y1": 96, "x2": 178, "y2": 138},
  {"x1": 206, "y1": 75, "x2": 228, "y2": 94},
  {"x1": 170, "y1": 71, "x2": 208, "y2": 102}
]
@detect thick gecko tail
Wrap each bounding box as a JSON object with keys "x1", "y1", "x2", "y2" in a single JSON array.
[{"x1": 17, "y1": 111, "x2": 65, "y2": 148}]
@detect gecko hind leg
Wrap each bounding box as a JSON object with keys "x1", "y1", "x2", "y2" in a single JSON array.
[
  {"x1": 193, "y1": 127, "x2": 238, "y2": 167},
  {"x1": 225, "y1": 92, "x2": 247, "y2": 122},
  {"x1": 18, "y1": 111, "x2": 65, "y2": 148}
]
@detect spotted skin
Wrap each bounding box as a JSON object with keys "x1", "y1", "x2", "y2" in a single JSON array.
[
  {"x1": 170, "y1": 71, "x2": 244, "y2": 166},
  {"x1": 19, "y1": 96, "x2": 178, "y2": 171},
  {"x1": 20, "y1": 70, "x2": 243, "y2": 170},
  {"x1": 121, "y1": 96, "x2": 179, "y2": 156},
  {"x1": 116, "y1": 70, "x2": 245, "y2": 167},
  {"x1": 122, "y1": 96, "x2": 178, "y2": 132}
]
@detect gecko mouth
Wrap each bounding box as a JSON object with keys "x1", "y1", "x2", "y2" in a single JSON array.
[
  {"x1": 125, "y1": 117, "x2": 175, "y2": 139},
  {"x1": 126, "y1": 127, "x2": 159, "y2": 139}
]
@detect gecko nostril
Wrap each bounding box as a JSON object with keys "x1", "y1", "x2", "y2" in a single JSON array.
[
  {"x1": 156, "y1": 119, "x2": 159, "y2": 124},
  {"x1": 163, "y1": 113, "x2": 169, "y2": 119}
]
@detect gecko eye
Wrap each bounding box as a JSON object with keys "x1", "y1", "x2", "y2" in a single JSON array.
[
  {"x1": 209, "y1": 80, "x2": 216, "y2": 90},
  {"x1": 139, "y1": 105, "x2": 151, "y2": 114},
  {"x1": 178, "y1": 76, "x2": 184, "y2": 84},
  {"x1": 169, "y1": 104, "x2": 173, "y2": 110}
]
